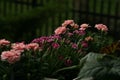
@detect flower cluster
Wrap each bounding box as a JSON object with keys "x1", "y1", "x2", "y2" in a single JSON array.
[
  {"x1": 31, "y1": 20, "x2": 112, "y2": 79},
  {"x1": 0, "y1": 40, "x2": 40, "y2": 64},
  {"x1": 0, "y1": 40, "x2": 41, "y2": 80},
  {"x1": 0, "y1": 20, "x2": 113, "y2": 80},
  {"x1": 53, "y1": 20, "x2": 111, "y2": 53}
]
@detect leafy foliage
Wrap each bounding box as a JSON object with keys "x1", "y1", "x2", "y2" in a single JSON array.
[{"x1": 75, "y1": 52, "x2": 120, "y2": 80}]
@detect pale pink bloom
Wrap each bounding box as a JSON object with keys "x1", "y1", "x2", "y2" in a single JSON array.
[
  {"x1": 79, "y1": 27, "x2": 86, "y2": 31},
  {"x1": 70, "y1": 23, "x2": 79, "y2": 28},
  {"x1": 79, "y1": 23, "x2": 89, "y2": 30},
  {"x1": 11, "y1": 42, "x2": 26, "y2": 52},
  {"x1": 54, "y1": 27, "x2": 67, "y2": 35},
  {"x1": 80, "y1": 23, "x2": 89, "y2": 28},
  {"x1": 85, "y1": 36, "x2": 93, "y2": 41},
  {"x1": 73, "y1": 24, "x2": 79, "y2": 28},
  {"x1": 26, "y1": 43, "x2": 39, "y2": 51},
  {"x1": 70, "y1": 23, "x2": 75, "y2": 27},
  {"x1": 1, "y1": 50, "x2": 21, "y2": 64},
  {"x1": 95, "y1": 24, "x2": 108, "y2": 32},
  {"x1": 62, "y1": 20, "x2": 74, "y2": 27},
  {"x1": 0, "y1": 39, "x2": 10, "y2": 46}
]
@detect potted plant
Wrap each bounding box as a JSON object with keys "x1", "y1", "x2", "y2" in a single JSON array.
[
  {"x1": 32, "y1": 20, "x2": 113, "y2": 79},
  {"x1": 0, "y1": 20, "x2": 114, "y2": 80}
]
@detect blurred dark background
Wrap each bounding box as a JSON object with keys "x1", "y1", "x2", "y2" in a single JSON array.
[{"x1": 0, "y1": 0, "x2": 120, "y2": 42}]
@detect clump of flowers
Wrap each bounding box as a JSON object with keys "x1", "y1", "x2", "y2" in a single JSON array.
[
  {"x1": 0, "y1": 41, "x2": 42, "y2": 80},
  {"x1": 0, "y1": 39, "x2": 10, "y2": 46},
  {"x1": 1, "y1": 50, "x2": 21, "y2": 64},
  {"x1": 0, "y1": 20, "x2": 113, "y2": 80},
  {"x1": 31, "y1": 20, "x2": 112, "y2": 79},
  {"x1": 53, "y1": 20, "x2": 112, "y2": 53}
]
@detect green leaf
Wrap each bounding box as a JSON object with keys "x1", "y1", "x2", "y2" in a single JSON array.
[{"x1": 75, "y1": 52, "x2": 120, "y2": 80}]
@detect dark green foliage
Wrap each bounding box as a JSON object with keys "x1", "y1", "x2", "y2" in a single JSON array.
[
  {"x1": 0, "y1": 7, "x2": 57, "y2": 42},
  {"x1": 0, "y1": 0, "x2": 70, "y2": 42},
  {"x1": 0, "y1": 61, "x2": 9, "y2": 80},
  {"x1": 75, "y1": 52, "x2": 120, "y2": 80}
]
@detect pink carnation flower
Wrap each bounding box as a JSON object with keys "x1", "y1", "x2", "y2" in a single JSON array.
[
  {"x1": 79, "y1": 27, "x2": 86, "y2": 31},
  {"x1": 80, "y1": 23, "x2": 89, "y2": 28},
  {"x1": 73, "y1": 24, "x2": 79, "y2": 28},
  {"x1": 79, "y1": 23, "x2": 89, "y2": 30},
  {"x1": 54, "y1": 27, "x2": 67, "y2": 35},
  {"x1": 62, "y1": 20, "x2": 74, "y2": 27},
  {"x1": 26, "y1": 43, "x2": 39, "y2": 51},
  {"x1": 52, "y1": 43, "x2": 60, "y2": 49},
  {"x1": 0, "y1": 39, "x2": 10, "y2": 46},
  {"x1": 1, "y1": 50, "x2": 21, "y2": 64},
  {"x1": 95, "y1": 24, "x2": 108, "y2": 32},
  {"x1": 11, "y1": 42, "x2": 26, "y2": 52},
  {"x1": 70, "y1": 23, "x2": 79, "y2": 28}
]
